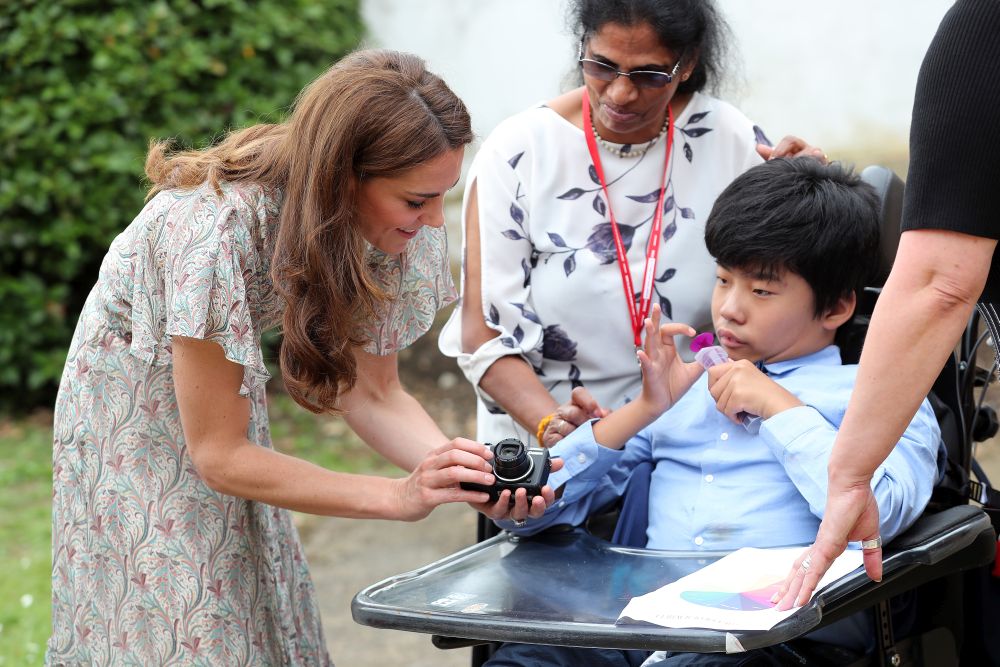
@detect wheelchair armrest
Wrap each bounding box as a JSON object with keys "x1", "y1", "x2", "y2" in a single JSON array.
[
  {"x1": 893, "y1": 504, "x2": 991, "y2": 552},
  {"x1": 352, "y1": 505, "x2": 995, "y2": 653},
  {"x1": 797, "y1": 504, "x2": 996, "y2": 629}
]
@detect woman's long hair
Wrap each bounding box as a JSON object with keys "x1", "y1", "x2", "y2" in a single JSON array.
[{"x1": 145, "y1": 49, "x2": 473, "y2": 413}]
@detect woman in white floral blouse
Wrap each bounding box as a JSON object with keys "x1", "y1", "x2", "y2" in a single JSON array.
[
  {"x1": 441, "y1": 0, "x2": 827, "y2": 450},
  {"x1": 48, "y1": 49, "x2": 555, "y2": 667}
]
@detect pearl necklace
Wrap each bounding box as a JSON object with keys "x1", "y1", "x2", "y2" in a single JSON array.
[{"x1": 590, "y1": 114, "x2": 670, "y2": 159}]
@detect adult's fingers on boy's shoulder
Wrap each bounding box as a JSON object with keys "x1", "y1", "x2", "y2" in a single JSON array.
[{"x1": 769, "y1": 135, "x2": 807, "y2": 158}]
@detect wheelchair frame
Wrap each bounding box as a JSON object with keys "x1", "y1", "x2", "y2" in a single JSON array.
[{"x1": 351, "y1": 166, "x2": 1000, "y2": 666}]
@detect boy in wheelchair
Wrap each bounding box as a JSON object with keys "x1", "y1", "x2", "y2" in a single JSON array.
[{"x1": 487, "y1": 158, "x2": 944, "y2": 666}]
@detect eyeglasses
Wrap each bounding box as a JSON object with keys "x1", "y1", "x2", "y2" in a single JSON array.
[{"x1": 577, "y1": 42, "x2": 682, "y2": 89}]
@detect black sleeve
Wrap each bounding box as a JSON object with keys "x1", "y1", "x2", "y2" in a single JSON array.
[{"x1": 902, "y1": 0, "x2": 1000, "y2": 241}]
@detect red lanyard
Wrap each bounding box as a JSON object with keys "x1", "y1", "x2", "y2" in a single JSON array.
[{"x1": 582, "y1": 90, "x2": 673, "y2": 347}]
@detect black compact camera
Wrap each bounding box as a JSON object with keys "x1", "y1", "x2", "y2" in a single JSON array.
[{"x1": 461, "y1": 437, "x2": 552, "y2": 504}]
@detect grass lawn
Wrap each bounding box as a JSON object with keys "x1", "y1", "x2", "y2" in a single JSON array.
[
  {"x1": 0, "y1": 392, "x2": 391, "y2": 665},
  {"x1": 0, "y1": 413, "x2": 53, "y2": 665}
]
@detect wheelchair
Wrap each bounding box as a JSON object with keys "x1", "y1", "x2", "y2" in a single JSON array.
[{"x1": 352, "y1": 166, "x2": 1000, "y2": 666}]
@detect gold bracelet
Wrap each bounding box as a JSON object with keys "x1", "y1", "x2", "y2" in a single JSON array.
[{"x1": 536, "y1": 413, "x2": 556, "y2": 445}]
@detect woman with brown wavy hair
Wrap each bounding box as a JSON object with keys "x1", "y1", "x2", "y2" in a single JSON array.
[{"x1": 47, "y1": 49, "x2": 554, "y2": 666}]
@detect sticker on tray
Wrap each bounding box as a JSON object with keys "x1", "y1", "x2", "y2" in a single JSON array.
[{"x1": 429, "y1": 592, "x2": 476, "y2": 608}]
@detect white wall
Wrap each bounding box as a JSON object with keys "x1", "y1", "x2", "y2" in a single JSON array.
[
  {"x1": 361, "y1": 0, "x2": 952, "y2": 150},
  {"x1": 723, "y1": 1, "x2": 949, "y2": 150}
]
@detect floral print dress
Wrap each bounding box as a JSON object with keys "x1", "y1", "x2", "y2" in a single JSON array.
[
  {"x1": 48, "y1": 181, "x2": 455, "y2": 666},
  {"x1": 439, "y1": 92, "x2": 765, "y2": 444}
]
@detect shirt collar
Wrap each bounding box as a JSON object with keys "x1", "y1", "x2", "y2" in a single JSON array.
[{"x1": 758, "y1": 345, "x2": 842, "y2": 377}]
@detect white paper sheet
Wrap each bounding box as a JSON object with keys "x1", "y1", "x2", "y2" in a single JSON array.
[{"x1": 617, "y1": 547, "x2": 864, "y2": 631}]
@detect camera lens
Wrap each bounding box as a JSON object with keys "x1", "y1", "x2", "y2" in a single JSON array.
[{"x1": 492, "y1": 438, "x2": 533, "y2": 482}]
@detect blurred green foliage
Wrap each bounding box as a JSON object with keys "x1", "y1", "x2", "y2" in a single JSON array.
[{"x1": 0, "y1": 0, "x2": 364, "y2": 412}]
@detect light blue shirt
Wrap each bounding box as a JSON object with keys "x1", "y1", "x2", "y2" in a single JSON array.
[{"x1": 502, "y1": 346, "x2": 943, "y2": 551}]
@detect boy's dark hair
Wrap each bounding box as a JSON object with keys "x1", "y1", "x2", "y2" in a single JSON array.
[{"x1": 704, "y1": 157, "x2": 881, "y2": 317}]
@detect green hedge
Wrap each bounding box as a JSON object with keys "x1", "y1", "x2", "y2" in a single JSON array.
[{"x1": 0, "y1": 0, "x2": 364, "y2": 412}]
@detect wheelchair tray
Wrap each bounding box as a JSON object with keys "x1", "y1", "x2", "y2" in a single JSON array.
[{"x1": 352, "y1": 504, "x2": 995, "y2": 653}]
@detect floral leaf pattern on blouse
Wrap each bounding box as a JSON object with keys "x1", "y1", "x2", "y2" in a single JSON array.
[
  {"x1": 520, "y1": 257, "x2": 532, "y2": 287},
  {"x1": 533, "y1": 127, "x2": 704, "y2": 270},
  {"x1": 542, "y1": 324, "x2": 578, "y2": 361},
  {"x1": 664, "y1": 220, "x2": 677, "y2": 242},
  {"x1": 588, "y1": 164, "x2": 601, "y2": 184},
  {"x1": 563, "y1": 253, "x2": 577, "y2": 277},
  {"x1": 586, "y1": 221, "x2": 637, "y2": 264},
  {"x1": 510, "y1": 202, "x2": 526, "y2": 226},
  {"x1": 511, "y1": 302, "x2": 542, "y2": 324},
  {"x1": 681, "y1": 110, "x2": 712, "y2": 163},
  {"x1": 754, "y1": 125, "x2": 773, "y2": 147},
  {"x1": 556, "y1": 187, "x2": 587, "y2": 200},
  {"x1": 654, "y1": 266, "x2": 678, "y2": 319},
  {"x1": 569, "y1": 363, "x2": 583, "y2": 389},
  {"x1": 626, "y1": 187, "x2": 665, "y2": 204},
  {"x1": 593, "y1": 193, "x2": 607, "y2": 217}
]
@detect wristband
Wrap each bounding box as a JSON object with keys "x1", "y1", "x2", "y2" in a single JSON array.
[{"x1": 536, "y1": 413, "x2": 556, "y2": 445}]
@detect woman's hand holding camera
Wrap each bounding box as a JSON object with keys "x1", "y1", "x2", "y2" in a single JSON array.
[
  {"x1": 472, "y1": 458, "x2": 565, "y2": 525},
  {"x1": 392, "y1": 437, "x2": 499, "y2": 521}
]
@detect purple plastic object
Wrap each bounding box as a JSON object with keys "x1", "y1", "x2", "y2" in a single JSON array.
[
  {"x1": 689, "y1": 331, "x2": 762, "y2": 434},
  {"x1": 689, "y1": 332, "x2": 716, "y2": 354}
]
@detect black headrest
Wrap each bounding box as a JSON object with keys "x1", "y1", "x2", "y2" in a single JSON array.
[
  {"x1": 838, "y1": 165, "x2": 905, "y2": 365},
  {"x1": 859, "y1": 165, "x2": 904, "y2": 286}
]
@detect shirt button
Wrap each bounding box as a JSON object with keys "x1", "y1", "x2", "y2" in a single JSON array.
[
  {"x1": 704, "y1": 474, "x2": 714, "y2": 483},
  {"x1": 577, "y1": 453, "x2": 587, "y2": 464},
  {"x1": 694, "y1": 536, "x2": 704, "y2": 546},
  {"x1": 720, "y1": 432, "x2": 729, "y2": 441}
]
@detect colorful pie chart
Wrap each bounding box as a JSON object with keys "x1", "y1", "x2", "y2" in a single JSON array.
[{"x1": 679, "y1": 583, "x2": 779, "y2": 611}]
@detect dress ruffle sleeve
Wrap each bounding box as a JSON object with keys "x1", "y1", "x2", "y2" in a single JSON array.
[
  {"x1": 128, "y1": 184, "x2": 276, "y2": 396},
  {"x1": 360, "y1": 224, "x2": 457, "y2": 356}
]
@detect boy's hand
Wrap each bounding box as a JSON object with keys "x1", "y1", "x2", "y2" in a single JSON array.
[
  {"x1": 635, "y1": 304, "x2": 702, "y2": 416},
  {"x1": 707, "y1": 360, "x2": 803, "y2": 424},
  {"x1": 541, "y1": 387, "x2": 610, "y2": 447},
  {"x1": 473, "y1": 457, "x2": 565, "y2": 523}
]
